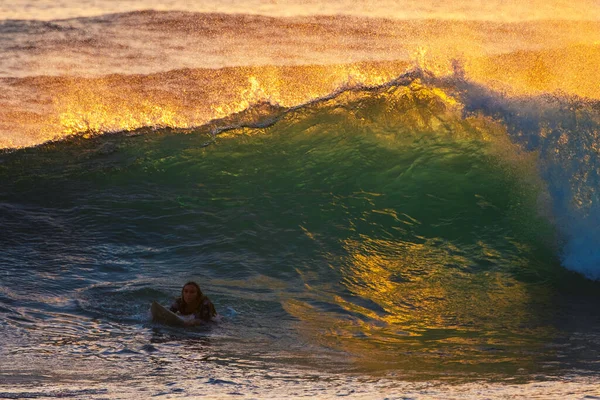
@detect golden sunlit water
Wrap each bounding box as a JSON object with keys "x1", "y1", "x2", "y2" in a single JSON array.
[{"x1": 1, "y1": 15, "x2": 599, "y2": 148}]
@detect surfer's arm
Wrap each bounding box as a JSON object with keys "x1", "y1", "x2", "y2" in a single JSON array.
[
  {"x1": 191, "y1": 298, "x2": 218, "y2": 322},
  {"x1": 183, "y1": 318, "x2": 203, "y2": 326}
]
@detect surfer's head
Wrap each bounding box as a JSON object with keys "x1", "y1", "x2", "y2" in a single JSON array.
[{"x1": 182, "y1": 281, "x2": 203, "y2": 305}]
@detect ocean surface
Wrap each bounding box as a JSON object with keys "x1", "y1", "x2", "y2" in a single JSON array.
[{"x1": 1, "y1": 1, "x2": 600, "y2": 398}]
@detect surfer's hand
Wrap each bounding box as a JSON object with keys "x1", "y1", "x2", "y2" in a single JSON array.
[{"x1": 183, "y1": 319, "x2": 199, "y2": 326}]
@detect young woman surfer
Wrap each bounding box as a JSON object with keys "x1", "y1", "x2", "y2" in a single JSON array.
[{"x1": 170, "y1": 281, "x2": 217, "y2": 326}]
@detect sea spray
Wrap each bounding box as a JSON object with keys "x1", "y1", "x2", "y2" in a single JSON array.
[{"x1": 455, "y1": 81, "x2": 600, "y2": 280}]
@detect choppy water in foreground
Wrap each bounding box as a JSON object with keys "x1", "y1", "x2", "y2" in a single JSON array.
[{"x1": 2, "y1": 2, "x2": 600, "y2": 398}]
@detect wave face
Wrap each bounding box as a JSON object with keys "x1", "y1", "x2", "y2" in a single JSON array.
[{"x1": 2, "y1": 76, "x2": 600, "y2": 395}]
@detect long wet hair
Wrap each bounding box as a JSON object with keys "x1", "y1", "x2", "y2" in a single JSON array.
[
  {"x1": 175, "y1": 280, "x2": 217, "y2": 319},
  {"x1": 180, "y1": 281, "x2": 204, "y2": 305}
]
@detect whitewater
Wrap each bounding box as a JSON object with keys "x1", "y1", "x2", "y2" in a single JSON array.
[{"x1": 1, "y1": 1, "x2": 600, "y2": 399}]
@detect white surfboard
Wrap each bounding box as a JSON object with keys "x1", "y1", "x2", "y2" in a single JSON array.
[{"x1": 151, "y1": 301, "x2": 185, "y2": 326}]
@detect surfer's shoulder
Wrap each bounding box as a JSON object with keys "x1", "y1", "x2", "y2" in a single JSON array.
[{"x1": 195, "y1": 294, "x2": 217, "y2": 320}]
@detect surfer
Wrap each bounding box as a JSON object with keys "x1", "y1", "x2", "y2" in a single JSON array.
[{"x1": 170, "y1": 281, "x2": 217, "y2": 326}]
